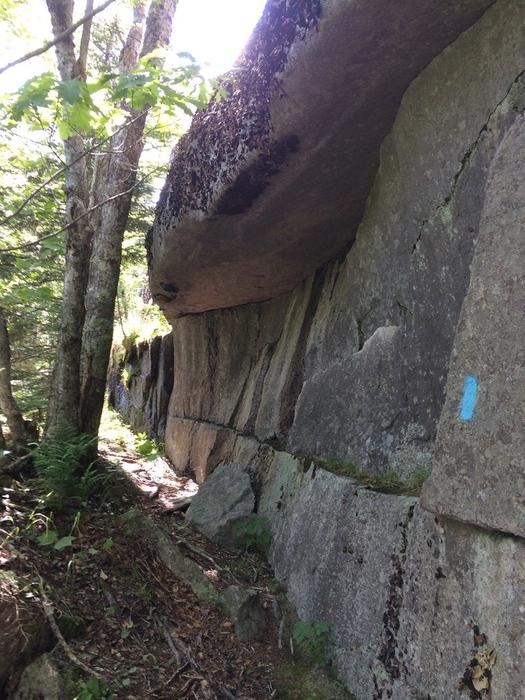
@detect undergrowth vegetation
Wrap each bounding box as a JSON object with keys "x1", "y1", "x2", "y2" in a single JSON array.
[
  {"x1": 32, "y1": 422, "x2": 114, "y2": 509},
  {"x1": 292, "y1": 620, "x2": 332, "y2": 667},
  {"x1": 134, "y1": 432, "x2": 164, "y2": 460},
  {"x1": 232, "y1": 514, "x2": 272, "y2": 554},
  {"x1": 304, "y1": 457, "x2": 431, "y2": 496}
]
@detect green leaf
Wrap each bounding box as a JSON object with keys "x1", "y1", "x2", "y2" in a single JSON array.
[
  {"x1": 67, "y1": 101, "x2": 92, "y2": 133},
  {"x1": 10, "y1": 72, "x2": 55, "y2": 121},
  {"x1": 54, "y1": 535, "x2": 76, "y2": 550},
  {"x1": 57, "y1": 79, "x2": 85, "y2": 105},
  {"x1": 57, "y1": 118, "x2": 72, "y2": 140},
  {"x1": 37, "y1": 530, "x2": 58, "y2": 546},
  {"x1": 14, "y1": 258, "x2": 32, "y2": 270}
]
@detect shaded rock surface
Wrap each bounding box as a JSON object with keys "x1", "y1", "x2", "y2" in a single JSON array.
[
  {"x1": 158, "y1": 0, "x2": 525, "y2": 480},
  {"x1": 223, "y1": 585, "x2": 271, "y2": 641},
  {"x1": 148, "y1": 0, "x2": 495, "y2": 317},
  {"x1": 10, "y1": 652, "x2": 72, "y2": 700},
  {"x1": 257, "y1": 452, "x2": 525, "y2": 700},
  {"x1": 186, "y1": 463, "x2": 255, "y2": 543},
  {"x1": 108, "y1": 332, "x2": 173, "y2": 440},
  {"x1": 421, "y1": 114, "x2": 525, "y2": 537}
]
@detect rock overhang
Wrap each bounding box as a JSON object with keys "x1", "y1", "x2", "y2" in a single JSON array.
[{"x1": 148, "y1": 0, "x2": 495, "y2": 320}]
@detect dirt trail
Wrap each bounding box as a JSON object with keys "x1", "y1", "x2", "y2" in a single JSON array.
[{"x1": 0, "y1": 416, "x2": 351, "y2": 699}]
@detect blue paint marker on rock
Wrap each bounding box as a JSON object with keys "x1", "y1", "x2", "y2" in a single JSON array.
[{"x1": 459, "y1": 375, "x2": 478, "y2": 421}]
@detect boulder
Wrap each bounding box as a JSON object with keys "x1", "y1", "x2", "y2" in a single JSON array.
[
  {"x1": 10, "y1": 653, "x2": 72, "y2": 700},
  {"x1": 186, "y1": 463, "x2": 255, "y2": 543},
  {"x1": 223, "y1": 585, "x2": 271, "y2": 641}
]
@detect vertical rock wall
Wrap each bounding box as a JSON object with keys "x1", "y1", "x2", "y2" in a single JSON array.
[
  {"x1": 110, "y1": 1, "x2": 525, "y2": 697},
  {"x1": 165, "y1": 0, "x2": 525, "y2": 480},
  {"x1": 159, "y1": 3, "x2": 525, "y2": 697},
  {"x1": 108, "y1": 332, "x2": 173, "y2": 440}
]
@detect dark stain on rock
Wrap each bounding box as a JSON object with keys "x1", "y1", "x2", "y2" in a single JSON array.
[
  {"x1": 160, "y1": 282, "x2": 179, "y2": 295},
  {"x1": 151, "y1": 0, "x2": 321, "y2": 242},
  {"x1": 435, "y1": 566, "x2": 446, "y2": 580},
  {"x1": 375, "y1": 504, "x2": 415, "y2": 698},
  {"x1": 216, "y1": 135, "x2": 299, "y2": 215}
]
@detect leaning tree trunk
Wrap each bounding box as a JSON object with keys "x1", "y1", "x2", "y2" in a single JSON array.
[
  {"x1": 79, "y1": 0, "x2": 178, "y2": 438},
  {"x1": 46, "y1": 0, "x2": 93, "y2": 434},
  {"x1": 0, "y1": 308, "x2": 30, "y2": 446}
]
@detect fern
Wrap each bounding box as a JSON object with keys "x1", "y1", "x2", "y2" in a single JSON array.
[
  {"x1": 33, "y1": 422, "x2": 109, "y2": 509},
  {"x1": 232, "y1": 514, "x2": 272, "y2": 554},
  {"x1": 292, "y1": 620, "x2": 332, "y2": 667}
]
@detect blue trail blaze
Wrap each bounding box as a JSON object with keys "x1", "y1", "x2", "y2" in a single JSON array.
[{"x1": 459, "y1": 375, "x2": 478, "y2": 421}]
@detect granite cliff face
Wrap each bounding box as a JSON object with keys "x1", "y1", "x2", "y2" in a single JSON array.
[{"x1": 112, "y1": 0, "x2": 525, "y2": 697}]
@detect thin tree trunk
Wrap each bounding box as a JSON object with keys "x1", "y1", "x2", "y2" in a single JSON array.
[
  {"x1": 46, "y1": 0, "x2": 93, "y2": 433},
  {"x1": 0, "y1": 421, "x2": 5, "y2": 452},
  {"x1": 0, "y1": 308, "x2": 30, "y2": 445},
  {"x1": 79, "y1": 0, "x2": 177, "y2": 437}
]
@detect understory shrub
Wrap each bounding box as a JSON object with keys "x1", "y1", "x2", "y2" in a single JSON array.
[
  {"x1": 233, "y1": 514, "x2": 272, "y2": 554},
  {"x1": 33, "y1": 422, "x2": 109, "y2": 508},
  {"x1": 292, "y1": 620, "x2": 332, "y2": 667}
]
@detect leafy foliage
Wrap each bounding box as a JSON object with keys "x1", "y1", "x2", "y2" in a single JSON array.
[
  {"x1": 5, "y1": 50, "x2": 209, "y2": 139},
  {"x1": 74, "y1": 676, "x2": 116, "y2": 700},
  {"x1": 292, "y1": 620, "x2": 332, "y2": 667},
  {"x1": 0, "y1": 4, "x2": 212, "y2": 431},
  {"x1": 233, "y1": 514, "x2": 272, "y2": 554},
  {"x1": 134, "y1": 432, "x2": 163, "y2": 460},
  {"x1": 306, "y1": 457, "x2": 431, "y2": 496},
  {"x1": 32, "y1": 422, "x2": 109, "y2": 508}
]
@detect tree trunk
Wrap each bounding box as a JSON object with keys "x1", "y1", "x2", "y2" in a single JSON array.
[
  {"x1": 46, "y1": 0, "x2": 93, "y2": 434},
  {"x1": 79, "y1": 0, "x2": 178, "y2": 437},
  {"x1": 0, "y1": 421, "x2": 5, "y2": 452},
  {"x1": 0, "y1": 308, "x2": 30, "y2": 446}
]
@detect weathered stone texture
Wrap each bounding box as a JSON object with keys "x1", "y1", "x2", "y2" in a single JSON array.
[
  {"x1": 110, "y1": 3, "x2": 525, "y2": 697},
  {"x1": 149, "y1": 0, "x2": 495, "y2": 318},
  {"x1": 258, "y1": 456, "x2": 525, "y2": 700},
  {"x1": 421, "y1": 114, "x2": 525, "y2": 537},
  {"x1": 186, "y1": 463, "x2": 255, "y2": 543},
  {"x1": 163, "y1": 0, "x2": 525, "y2": 479},
  {"x1": 108, "y1": 332, "x2": 173, "y2": 440}
]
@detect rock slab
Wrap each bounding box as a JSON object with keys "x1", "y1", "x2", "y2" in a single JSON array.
[
  {"x1": 422, "y1": 115, "x2": 525, "y2": 537},
  {"x1": 223, "y1": 585, "x2": 271, "y2": 641},
  {"x1": 258, "y1": 455, "x2": 525, "y2": 700},
  {"x1": 149, "y1": 0, "x2": 494, "y2": 317},
  {"x1": 186, "y1": 463, "x2": 255, "y2": 543}
]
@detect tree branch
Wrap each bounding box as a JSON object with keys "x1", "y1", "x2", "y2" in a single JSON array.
[
  {"x1": 0, "y1": 174, "x2": 151, "y2": 253},
  {"x1": 0, "y1": 0, "x2": 117, "y2": 76},
  {"x1": 0, "y1": 109, "x2": 149, "y2": 227},
  {"x1": 77, "y1": 0, "x2": 94, "y2": 80}
]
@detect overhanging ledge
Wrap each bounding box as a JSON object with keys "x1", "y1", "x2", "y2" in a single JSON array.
[{"x1": 148, "y1": 0, "x2": 495, "y2": 320}]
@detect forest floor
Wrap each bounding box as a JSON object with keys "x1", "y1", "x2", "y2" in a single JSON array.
[{"x1": 0, "y1": 411, "x2": 351, "y2": 700}]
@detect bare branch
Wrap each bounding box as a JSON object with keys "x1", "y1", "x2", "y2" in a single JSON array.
[
  {"x1": 77, "y1": 0, "x2": 94, "y2": 80},
  {"x1": 0, "y1": 173, "x2": 152, "y2": 253},
  {"x1": 36, "y1": 575, "x2": 105, "y2": 680},
  {"x1": 0, "y1": 0, "x2": 117, "y2": 76}
]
